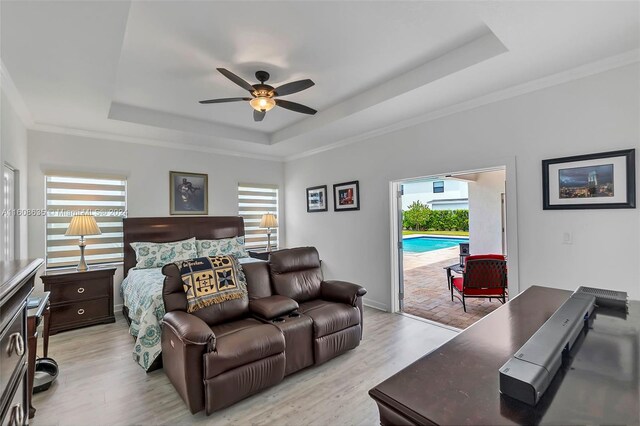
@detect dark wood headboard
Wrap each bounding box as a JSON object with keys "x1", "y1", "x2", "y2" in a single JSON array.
[{"x1": 123, "y1": 216, "x2": 245, "y2": 275}]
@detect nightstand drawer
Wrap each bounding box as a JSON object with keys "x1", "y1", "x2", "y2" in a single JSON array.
[
  {"x1": 48, "y1": 277, "x2": 110, "y2": 304},
  {"x1": 42, "y1": 267, "x2": 116, "y2": 334},
  {"x1": 50, "y1": 298, "x2": 110, "y2": 331}
]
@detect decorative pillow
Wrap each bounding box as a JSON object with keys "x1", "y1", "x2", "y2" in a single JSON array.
[
  {"x1": 131, "y1": 238, "x2": 197, "y2": 269},
  {"x1": 196, "y1": 236, "x2": 249, "y2": 259},
  {"x1": 176, "y1": 256, "x2": 248, "y2": 313}
]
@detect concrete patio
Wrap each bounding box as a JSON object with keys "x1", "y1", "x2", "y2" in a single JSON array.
[{"x1": 402, "y1": 246, "x2": 505, "y2": 329}]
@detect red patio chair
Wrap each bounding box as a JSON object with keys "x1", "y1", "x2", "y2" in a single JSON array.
[{"x1": 451, "y1": 254, "x2": 507, "y2": 312}]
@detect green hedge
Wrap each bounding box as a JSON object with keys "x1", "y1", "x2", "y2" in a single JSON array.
[{"x1": 403, "y1": 201, "x2": 469, "y2": 231}]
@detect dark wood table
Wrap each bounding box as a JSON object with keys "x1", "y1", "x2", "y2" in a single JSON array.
[
  {"x1": 369, "y1": 285, "x2": 640, "y2": 425},
  {"x1": 443, "y1": 263, "x2": 463, "y2": 290},
  {"x1": 27, "y1": 292, "x2": 50, "y2": 419}
]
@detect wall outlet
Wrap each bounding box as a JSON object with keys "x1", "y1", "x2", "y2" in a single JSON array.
[{"x1": 562, "y1": 232, "x2": 573, "y2": 245}]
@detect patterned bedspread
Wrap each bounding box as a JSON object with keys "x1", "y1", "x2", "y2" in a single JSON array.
[
  {"x1": 120, "y1": 268, "x2": 166, "y2": 370},
  {"x1": 121, "y1": 257, "x2": 262, "y2": 371}
]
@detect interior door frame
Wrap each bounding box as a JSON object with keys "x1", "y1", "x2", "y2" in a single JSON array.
[
  {"x1": 2, "y1": 162, "x2": 18, "y2": 261},
  {"x1": 389, "y1": 159, "x2": 520, "y2": 314}
]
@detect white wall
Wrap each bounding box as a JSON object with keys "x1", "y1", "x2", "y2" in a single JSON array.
[
  {"x1": 468, "y1": 170, "x2": 505, "y2": 254},
  {"x1": 1, "y1": 90, "x2": 29, "y2": 259},
  {"x1": 285, "y1": 63, "x2": 640, "y2": 309},
  {"x1": 27, "y1": 131, "x2": 284, "y2": 305}
]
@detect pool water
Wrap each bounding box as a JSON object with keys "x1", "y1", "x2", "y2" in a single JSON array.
[{"x1": 403, "y1": 236, "x2": 468, "y2": 253}]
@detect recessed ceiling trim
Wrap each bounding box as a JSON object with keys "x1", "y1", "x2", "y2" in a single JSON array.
[
  {"x1": 28, "y1": 123, "x2": 282, "y2": 162},
  {"x1": 284, "y1": 49, "x2": 640, "y2": 162},
  {"x1": 271, "y1": 29, "x2": 508, "y2": 145},
  {"x1": 8, "y1": 49, "x2": 637, "y2": 164},
  {"x1": 108, "y1": 102, "x2": 270, "y2": 144}
]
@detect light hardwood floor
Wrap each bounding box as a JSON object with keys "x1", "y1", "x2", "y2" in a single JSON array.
[{"x1": 32, "y1": 307, "x2": 456, "y2": 426}]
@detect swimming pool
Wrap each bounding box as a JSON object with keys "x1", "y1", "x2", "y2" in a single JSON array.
[{"x1": 403, "y1": 236, "x2": 468, "y2": 253}]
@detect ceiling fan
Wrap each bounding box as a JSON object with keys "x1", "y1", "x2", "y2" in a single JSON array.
[{"x1": 199, "y1": 68, "x2": 317, "y2": 122}]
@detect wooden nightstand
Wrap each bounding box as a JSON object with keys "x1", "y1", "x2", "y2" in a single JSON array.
[{"x1": 41, "y1": 266, "x2": 116, "y2": 335}]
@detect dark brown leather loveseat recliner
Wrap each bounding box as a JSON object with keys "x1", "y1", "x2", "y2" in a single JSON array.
[{"x1": 160, "y1": 247, "x2": 367, "y2": 415}]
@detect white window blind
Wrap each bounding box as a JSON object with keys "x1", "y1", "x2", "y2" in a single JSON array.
[
  {"x1": 238, "y1": 183, "x2": 278, "y2": 250},
  {"x1": 45, "y1": 174, "x2": 127, "y2": 268}
]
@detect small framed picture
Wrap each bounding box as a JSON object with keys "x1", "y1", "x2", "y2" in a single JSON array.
[
  {"x1": 542, "y1": 149, "x2": 635, "y2": 210},
  {"x1": 307, "y1": 185, "x2": 328, "y2": 212},
  {"x1": 333, "y1": 181, "x2": 360, "y2": 212},
  {"x1": 170, "y1": 171, "x2": 208, "y2": 215}
]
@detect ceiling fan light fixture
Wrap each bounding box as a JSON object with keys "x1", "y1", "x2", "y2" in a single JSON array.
[{"x1": 250, "y1": 96, "x2": 276, "y2": 112}]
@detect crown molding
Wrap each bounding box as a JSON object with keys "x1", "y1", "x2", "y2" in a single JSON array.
[
  {"x1": 0, "y1": 60, "x2": 34, "y2": 126},
  {"x1": 28, "y1": 123, "x2": 283, "y2": 162},
  {"x1": 285, "y1": 48, "x2": 640, "y2": 162}
]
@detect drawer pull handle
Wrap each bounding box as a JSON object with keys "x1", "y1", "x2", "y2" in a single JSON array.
[
  {"x1": 78, "y1": 309, "x2": 85, "y2": 315},
  {"x1": 77, "y1": 287, "x2": 85, "y2": 294},
  {"x1": 9, "y1": 403, "x2": 23, "y2": 426},
  {"x1": 7, "y1": 333, "x2": 24, "y2": 357}
]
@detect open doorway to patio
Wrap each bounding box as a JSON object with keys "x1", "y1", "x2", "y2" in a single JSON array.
[{"x1": 394, "y1": 167, "x2": 508, "y2": 329}]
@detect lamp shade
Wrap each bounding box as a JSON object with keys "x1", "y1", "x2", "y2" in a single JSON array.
[
  {"x1": 259, "y1": 213, "x2": 278, "y2": 228},
  {"x1": 65, "y1": 215, "x2": 102, "y2": 236}
]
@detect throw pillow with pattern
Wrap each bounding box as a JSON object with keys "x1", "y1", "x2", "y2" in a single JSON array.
[
  {"x1": 196, "y1": 236, "x2": 249, "y2": 259},
  {"x1": 131, "y1": 238, "x2": 197, "y2": 269}
]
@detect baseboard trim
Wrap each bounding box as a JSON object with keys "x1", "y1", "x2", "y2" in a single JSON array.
[{"x1": 363, "y1": 298, "x2": 388, "y2": 312}]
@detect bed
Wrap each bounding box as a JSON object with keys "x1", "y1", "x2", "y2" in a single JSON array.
[{"x1": 121, "y1": 216, "x2": 261, "y2": 371}]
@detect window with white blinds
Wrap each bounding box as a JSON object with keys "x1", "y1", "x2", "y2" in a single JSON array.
[
  {"x1": 238, "y1": 183, "x2": 278, "y2": 250},
  {"x1": 45, "y1": 175, "x2": 127, "y2": 268}
]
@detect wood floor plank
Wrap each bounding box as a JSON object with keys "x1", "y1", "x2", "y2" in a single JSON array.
[{"x1": 32, "y1": 307, "x2": 456, "y2": 425}]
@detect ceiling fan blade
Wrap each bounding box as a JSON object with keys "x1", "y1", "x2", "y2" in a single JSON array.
[
  {"x1": 217, "y1": 68, "x2": 255, "y2": 92},
  {"x1": 275, "y1": 99, "x2": 317, "y2": 115},
  {"x1": 199, "y1": 97, "x2": 251, "y2": 104},
  {"x1": 273, "y1": 79, "x2": 315, "y2": 96},
  {"x1": 254, "y1": 109, "x2": 266, "y2": 122}
]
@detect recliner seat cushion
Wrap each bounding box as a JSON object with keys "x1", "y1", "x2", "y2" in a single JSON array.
[
  {"x1": 298, "y1": 300, "x2": 360, "y2": 338},
  {"x1": 205, "y1": 319, "x2": 285, "y2": 378}
]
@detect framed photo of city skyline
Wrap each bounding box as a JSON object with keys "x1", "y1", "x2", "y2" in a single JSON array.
[{"x1": 542, "y1": 149, "x2": 635, "y2": 210}]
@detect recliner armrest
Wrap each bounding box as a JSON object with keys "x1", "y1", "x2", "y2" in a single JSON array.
[
  {"x1": 321, "y1": 280, "x2": 367, "y2": 306},
  {"x1": 249, "y1": 295, "x2": 299, "y2": 320},
  {"x1": 163, "y1": 311, "x2": 216, "y2": 352}
]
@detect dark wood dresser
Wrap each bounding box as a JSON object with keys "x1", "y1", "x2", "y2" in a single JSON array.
[
  {"x1": 369, "y1": 285, "x2": 640, "y2": 425},
  {"x1": 41, "y1": 267, "x2": 116, "y2": 334},
  {"x1": 0, "y1": 259, "x2": 43, "y2": 426}
]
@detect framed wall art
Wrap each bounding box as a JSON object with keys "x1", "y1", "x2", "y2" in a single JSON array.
[
  {"x1": 307, "y1": 185, "x2": 328, "y2": 212},
  {"x1": 333, "y1": 181, "x2": 360, "y2": 212},
  {"x1": 170, "y1": 171, "x2": 208, "y2": 215},
  {"x1": 542, "y1": 149, "x2": 635, "y2": 210}
]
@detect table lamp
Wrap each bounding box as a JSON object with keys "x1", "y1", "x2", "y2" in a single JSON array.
[
  {"x1": 259, "y1": 213, "x2": 278, "y2": 252},
  {"x1": 65, "y1": 215, "x2": 101, "y2": 271}
]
